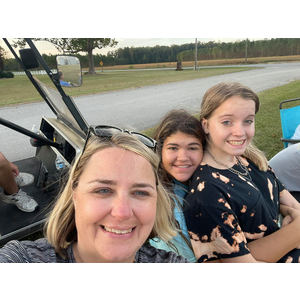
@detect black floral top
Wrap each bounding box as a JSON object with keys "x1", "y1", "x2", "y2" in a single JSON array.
[{"x1": 184, "y1": 157, "x2": 300, "y2": 263}]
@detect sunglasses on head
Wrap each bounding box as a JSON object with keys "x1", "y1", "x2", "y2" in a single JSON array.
[{"x1": 82, "y1": 125, "x2": 157, "y2": 153}]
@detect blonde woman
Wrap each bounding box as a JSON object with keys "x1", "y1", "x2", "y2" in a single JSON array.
[
  {"x1": 184, "y1": 82, "x2": 300, "y2": 263},
  {"x1": 0, "y1": 130, "x2": 188, "y2": 263}
]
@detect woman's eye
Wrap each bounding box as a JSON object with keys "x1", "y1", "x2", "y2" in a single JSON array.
[
  {"x1": 94, "y1": 188, "x2": 111, "y2": 195},
  {"x1": 134, "y1": 190, "x2": 149, "y2": 197},
  {"x1": 244, "y1": 119, "x2": 254, "y2": 125}
]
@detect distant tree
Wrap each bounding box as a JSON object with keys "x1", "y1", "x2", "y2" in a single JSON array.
[
  {"x1": 0, "y1": 46, "x2": 5, "y2": 71},
  {"x1": 13, "y1": 38, "x2": 118, "y2": 74}
]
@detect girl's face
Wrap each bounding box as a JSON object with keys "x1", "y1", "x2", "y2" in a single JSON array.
[
  {"x1": 162, "y1": 131, "x2": 203, "y2": 185},
  {"x1": 72, "y1": 147, "x2": 157, "y2": 263},
  {"x1": 201, "y1": 95, "x2": 256, "y2": 161}
]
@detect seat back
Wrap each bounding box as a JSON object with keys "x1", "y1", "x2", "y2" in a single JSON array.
[{"x1": 280, "y1": 98, "x2": 300, "y2": 148}]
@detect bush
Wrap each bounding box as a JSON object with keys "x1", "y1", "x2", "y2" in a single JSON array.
[
  {"x1": 0, "y1": 69, "x2": 14, "y2": 78},
  {"x1": 6, "y1": 71, "x2": 14, "y2": 78}
]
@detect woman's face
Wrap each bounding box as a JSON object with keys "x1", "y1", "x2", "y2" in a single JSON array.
[
  {"x1": 162, "y1": 131, "x2": 203, "y2": 185},
  {"x1": 72, "y1": 147, "x2": 157, "y2": 263}
]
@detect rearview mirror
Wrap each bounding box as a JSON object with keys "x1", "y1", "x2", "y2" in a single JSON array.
[{"x1": 56, "y1": 55, "x2": 82, "y2": 87}]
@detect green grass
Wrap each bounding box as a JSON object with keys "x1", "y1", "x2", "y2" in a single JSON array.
[
  {"x1": 0, "y1": 67, "x2": 257, "y2": 106},
  {"x1": 254, "y1": 80, "x2": 300, "y2": 159}
]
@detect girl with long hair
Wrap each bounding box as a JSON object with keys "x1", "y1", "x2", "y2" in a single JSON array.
[{"x1": 184, "y1": 82, "x2": 300, "y2": 263}]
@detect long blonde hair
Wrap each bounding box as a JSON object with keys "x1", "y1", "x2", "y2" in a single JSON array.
[
  {"x1": 44, "y1": 133, "x2": 178, "y2": 257},
  {"x1": 200, "y1": 82, "x2": 268, "y2": 171}
]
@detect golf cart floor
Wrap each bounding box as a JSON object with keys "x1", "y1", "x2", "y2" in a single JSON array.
[{"x1": 0, "y1": 157, "x2": 58, "y2": 246}]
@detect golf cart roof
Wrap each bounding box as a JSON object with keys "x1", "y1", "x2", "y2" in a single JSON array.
[{"x1": 3, "y1": 38, "x2": 89, "y2": 137}]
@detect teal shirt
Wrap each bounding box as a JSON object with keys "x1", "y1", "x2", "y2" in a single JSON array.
[{"x1": 150, "y1": 180, "x2": 197, "y2": 263}]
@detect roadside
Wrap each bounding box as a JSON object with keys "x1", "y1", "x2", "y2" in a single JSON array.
[
  {"x1": 92, "y1": 55, "x2": 300, "y2": 71},
  {"x1": 0, "y1": 66, "x2": 258, "y2": 106}
]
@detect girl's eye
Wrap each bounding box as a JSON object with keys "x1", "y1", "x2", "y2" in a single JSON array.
[
  {"x1": 222, "y1": 120, "x2": 231, "y2": 125},
  {"x1": 168, "y1": 147, "x2": 178, "y2": 151},
  {"x1": 244, "y1": 120, "x2": 254, "y2": 125}
]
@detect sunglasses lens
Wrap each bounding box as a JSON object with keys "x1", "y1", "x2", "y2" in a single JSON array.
[
  {"x1": 94, "y1": 127, "x2": 122, "y2": 137},
  {"x1": 131, "y1": 133, "x2": 156, "y2": 148},
  {"x1": 91, "y1": 126, "x2": 156, "y2": 150}
]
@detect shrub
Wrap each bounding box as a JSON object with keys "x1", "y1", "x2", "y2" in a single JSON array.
[{"x1": 0, "y1": 70, "x2": 14, "y2": 78}]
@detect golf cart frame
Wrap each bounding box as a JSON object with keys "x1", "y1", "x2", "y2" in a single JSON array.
[{"x1": 0, "y1": 38, "x2": 89, "y2": 246}]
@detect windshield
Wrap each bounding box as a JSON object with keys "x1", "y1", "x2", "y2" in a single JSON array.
[{"x1": 33, "y1": 76, "x2": 86, "y2": 134}]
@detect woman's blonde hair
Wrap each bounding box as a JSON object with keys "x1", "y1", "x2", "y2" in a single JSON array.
[
  {"x1": 200, "y1": 82, "x2": 268, "y2": 171},
  {"x1": 44, "y1": 133, "x2": 178, "y2": 257}
]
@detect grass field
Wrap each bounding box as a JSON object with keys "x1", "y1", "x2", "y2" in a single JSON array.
[
  {"x1": 0, "y1": 66, "x2": 257, "y2": 106},
  {"x1": 253, "y1": 80, "x2": 300, "y2": 159},
  {"x1": 92, "y1": 55, "x2": 300, "y2": 71}
]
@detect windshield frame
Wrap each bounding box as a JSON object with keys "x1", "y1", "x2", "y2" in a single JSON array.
[{"x1": 3, "y1": 38, "x2": 89, "y2": 138}]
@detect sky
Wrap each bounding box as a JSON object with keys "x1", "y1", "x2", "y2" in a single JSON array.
[{"x1": 1, "y1": 38, "x2": 266, "y2": 58}]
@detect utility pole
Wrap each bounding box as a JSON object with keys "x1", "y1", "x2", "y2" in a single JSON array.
[
  {"x1": 195, "y1": 38, "x2": 197, "y2": 70},
  {"x1": 245, "y1": 38, "x2": 248, "y2": 64}
]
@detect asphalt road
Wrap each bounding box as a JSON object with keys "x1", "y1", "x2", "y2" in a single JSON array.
[{"x1": 2, "y1": 62, "x2": 300, "y2": 162}]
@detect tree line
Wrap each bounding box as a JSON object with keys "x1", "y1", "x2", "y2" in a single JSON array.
[
  {"x1": 109, "y1": 38, "x2": 300, "y2": 64},
  {"x1": 3, "y1": 52, "x2": 116, "y2": 72},
  {"x1": 178, "y1": 38, "x2": 300, "y2": 61},
  {"x1": 3, "y1": 38, "x2": 300, "y2": 71}
]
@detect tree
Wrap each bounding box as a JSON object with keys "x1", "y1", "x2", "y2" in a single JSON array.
[
  {"x1": 13, "y1": 38, "x2": 118, "y2": 74},
  {"x1": 0, "y1": 46, "x2": 5, "y2": 71}
]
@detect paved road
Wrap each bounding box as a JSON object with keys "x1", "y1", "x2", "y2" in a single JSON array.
[{"x1": 2, "y1": 62, "x2": 300, "y2": 161}]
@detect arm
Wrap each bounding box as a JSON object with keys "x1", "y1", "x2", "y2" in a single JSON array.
[
  {"x1": 247, "y1": 205, "x2": 300, "y2": 263},
  {"x1": 221, "y1": 253, "x2": 264, "y2": 263},
  {"x1": 279, "y1": 189, "x2": 300, "y2": 210}
]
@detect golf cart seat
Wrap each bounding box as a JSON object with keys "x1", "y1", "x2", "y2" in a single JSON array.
[{"x1": 279, "y1": 98, "x2": 300, "y2": 148}]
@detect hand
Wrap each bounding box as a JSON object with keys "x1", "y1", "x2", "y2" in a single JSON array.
[
  {"x1": 286, "y1": 207, "x2": 300, "y2": 221},
  {"x1": 281, "y1": 216, "x2": 293, "y2": 228},
  {"x1": 285, "y1": 208, "x2": 300, "y2": 249},
  {"x1": 9, "y1": 162, "x2": 19, "y2": 177}
]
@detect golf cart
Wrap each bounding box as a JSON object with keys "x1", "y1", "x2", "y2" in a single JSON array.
[{"x1": 0, "y1": 38, "x2": 89, "y2": 246}]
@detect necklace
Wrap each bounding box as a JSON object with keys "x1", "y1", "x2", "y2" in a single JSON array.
[{"x1": 206, "y1": 148, "x2": 252, "y2": 180}]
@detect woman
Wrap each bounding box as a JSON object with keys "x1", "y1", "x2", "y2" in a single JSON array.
[
  {"x1": 184, "y1": 82, "x2": 300, "y2": 263},
  {"x1": 150, "y1": 109, "x2": 205, "y2": 262},
  {"x1": 0, "y1": 132, "x2": 188, "y2": 263}
]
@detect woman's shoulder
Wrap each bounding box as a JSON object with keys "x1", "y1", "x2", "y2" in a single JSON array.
[
  {"x1": 0, "y1": 238, "x2": 67, "y2": 263},
  {"x1": 136, "y1": 243, "x2": 189, "y2": 263}
]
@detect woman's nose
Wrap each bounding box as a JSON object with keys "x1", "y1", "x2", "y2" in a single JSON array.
[{"x1": 111, "y1": 195, "x2": 134, "y2": 220}]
